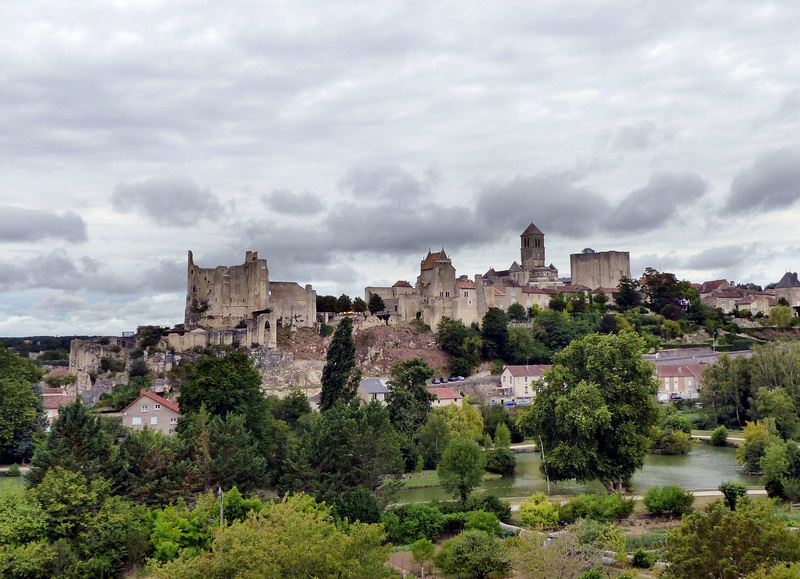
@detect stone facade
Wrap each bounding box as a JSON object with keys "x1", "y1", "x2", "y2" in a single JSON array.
[
  {"x1": 570, "y1": 248, "x2": 631, "y2": 290},
  {"x1": 775, "y1": 272, "x2": 800, "y2": 316},
  {"x1": 656, "y1": 364, "x2": 706, "y2": 401}
]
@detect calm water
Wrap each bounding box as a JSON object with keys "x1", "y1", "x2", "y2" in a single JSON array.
[{"x1": 398, "y1": 444, "x2": 761, "y2": 502}]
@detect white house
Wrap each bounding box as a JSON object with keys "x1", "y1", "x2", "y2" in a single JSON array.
[
  {"x1": 358, "y1": 378, "x2": 390, "y2": 405},
  {"x1": 496, "y1": 365, "x2": 551, "y2": 406},
  {"x1": 427, "y1": 387, "x2": 463, "y2": 408}
]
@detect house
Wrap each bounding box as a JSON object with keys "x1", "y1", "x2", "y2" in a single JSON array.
[
  {"x1": 735, "y1": 293, "x2": 776, "y2": 317},
  {"x1": 428, "y1": 387, "x2": 463, "y2": 408},
  {"x1": 496, "y1": 365, "x2": 551, "y2": 406},
  {"x1": 41, "y1": 387, "x2": 73, "y2": 424},
  {"x1": 656, "y1": 364, "x2": 706, "y2": 401},
  {"x1": 358, "y1": 378, "x2": 390, "y2": 405},
  {"x1": 121, "y1": 390, "x2": 181, "y2": 435}
]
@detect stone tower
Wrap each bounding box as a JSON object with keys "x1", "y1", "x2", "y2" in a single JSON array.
[{"x1": 520, "y1": 222, "x2": 545, "y2": 272}]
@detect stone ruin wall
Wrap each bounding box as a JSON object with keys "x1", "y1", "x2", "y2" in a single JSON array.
[{"x1": 570, "y1": 250, "x2": 631, "y2": 290}]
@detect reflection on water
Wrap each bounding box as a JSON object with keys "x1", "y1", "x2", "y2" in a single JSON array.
[{"x1": 397, "y1": 444, "x2": 762, "y2": 503}]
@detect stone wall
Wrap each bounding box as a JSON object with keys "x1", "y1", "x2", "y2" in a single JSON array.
[
  {"x1": 570, "y1": 250, "x2": 630, "y2": 290},
  {"x1": 269, "y1": 282, "x2": 317, "y2": 328}
]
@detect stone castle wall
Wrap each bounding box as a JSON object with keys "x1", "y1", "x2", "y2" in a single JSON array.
[{"x1": 570, "y1": 250, "x2": 630, "y2": 290}]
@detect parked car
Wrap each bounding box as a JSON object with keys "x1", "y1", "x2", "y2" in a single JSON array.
[{"x1": 432, "y1": 378, "x2": 441, "y2": 385}]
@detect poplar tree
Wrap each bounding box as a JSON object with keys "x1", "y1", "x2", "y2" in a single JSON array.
[{"x1": 320, "y1": 317, "x2": 360, "y2": 411}]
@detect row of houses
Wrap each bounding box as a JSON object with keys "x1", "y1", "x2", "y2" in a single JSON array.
[{"x1": 491, "y1": 362, "x2": 707, "y2": 406}]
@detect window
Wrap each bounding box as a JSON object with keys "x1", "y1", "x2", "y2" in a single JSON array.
[
  {"x1": 154, "y1": 404, "x2": 161, "y2": 410},
  {"x1": 464, "y1": 291, "x2": 469, "y2": 297},
  {"x1": 132, "y1": 417, "x2": 142, "y2": 426},
  {"x1": 438, "y1": 268, "x2": 443, "y2": 276},
  {"x1": 168, "y1": 429, "x2": 174, "y2": 434},
  {"x1": 151, "y1": 416, "x2": 158, "y2": 425},
  {"x1": 170, "y1": 417, "x2": 178, "y2": 424},
  {"x1": 141, "y1": 405, "x2": 148, "y2": 412},
  {"x1": 445, "y1": 292, "x2": 450, "y2": 297}
]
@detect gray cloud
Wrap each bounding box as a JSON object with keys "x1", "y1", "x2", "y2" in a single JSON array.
[
  {"x1": 0, "y1": 207, "x2": 87, "y2": 244},
  {"x1": 773, "y1": 89, "x2": 800, "y2": 122},
  {"x1": 139, "y1": 259, "x2": 186, "y2": 293},
  {"x1": 474, "y1": 174, "x2": 612, "y2": 238},
  {"x1": 726, "y1": 148, "x2": 800, "y2": 214},
  {"x1": 684, "y1": 245, "x2": 745, "y2": 270},
  {"x1": 339, "y1": 165, "x2": 432, "y2": 204},
  {"x1": 112, "y1": 176, "x2": 224, "y2": 227},
  {"x1": 613, "y1": 121, "x2": 659, "y2": 152},
  {"x1": 604, "y1": 172, "x2": 709, "y2": 233},
  {"x1": 261, "y1": 189, "x2": 324, "y2": 215}
]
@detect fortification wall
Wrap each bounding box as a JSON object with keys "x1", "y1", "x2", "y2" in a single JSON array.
[{"x1": 269, "y1": 282, "x2": 316, "y2": 328}]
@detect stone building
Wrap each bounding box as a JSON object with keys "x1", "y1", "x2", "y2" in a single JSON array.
[
  {"x1": 570, "y1": 248, "x2": 631, "y2": 291},
  {"x1": 775, "y1": 272, "x2": 800, "y2": 316},
  {"x1": 170, "y1": 250, "x2": 316, "y2": 350}
]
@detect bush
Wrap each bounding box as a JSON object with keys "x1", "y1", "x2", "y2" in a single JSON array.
[
  {"x1": 319, "y1": 323, "x2": 334, "y2": 337},
  {"x1": 5, "y1": 463, "x2": 21, "y2": 477},
  {"x1": 719, "y1": 481, "x2": 748, "y2": 510},
  {"x1": 490, "y1": 360, "x2": 504, "y2": 375},
  {"x1": 711, "y1": 425, "x2": 728, "y2": 446},
  {"x1": 632, "y1": 547, "x2": 654, "y2": 569},
  {"x1": 573, "y1": 518, "x2": 625, "y2": 552},
  {"x1": 558, "y1": 493, "x2": 635, "y2": 523},
  {"x1": 643, "y1": 485, "x2": 695, "y2": 516},
  {"x1": 519, "y1": 493, "x2": 559, "y2": 528},
  {"x1": 485, "y1": 447, "x2": 516, "y2": 475},
  {"x1": 449, "y1": 357, "x2": 473, "y2": 377},
  {"x1": 388, "y1": 503, "x2": 446, "y2": 543},
  {"x1": 466, "y1": 494, "x2": 512, "y2": 524},
  {"x1": 464, "y1": 510, "x2": 501, "y2": 536}
]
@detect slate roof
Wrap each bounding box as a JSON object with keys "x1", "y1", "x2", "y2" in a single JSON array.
[
  {"x1": 360, "y1": 377, "x2": 390, "y2": 395},
  {"x1": 775, "y1": 272, "x2": 800, "y2": 289}
]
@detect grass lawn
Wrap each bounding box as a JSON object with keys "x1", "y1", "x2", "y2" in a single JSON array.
[{"x1": 397, "y1": 470, "x2": 502, "y2": 489}]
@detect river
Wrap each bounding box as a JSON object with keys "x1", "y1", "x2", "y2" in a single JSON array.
[{"x1": 397, "y1": 444, "x2": 761, "y2": 502}]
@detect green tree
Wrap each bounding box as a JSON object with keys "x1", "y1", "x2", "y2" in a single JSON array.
[
  {"x1": 320, "y1": 317, "x2": 360, "y2": 411},
  {"x1": 519, "y1": 493, "x2": 559, "y2": 528},
  {"x1": 664, "y1": 499, "x2": 800, "y2": 578},
  {"x1": 643, "y1": 485, "x2": 695, "y2": 516},
  {"x1": 711, "y1": 425, "x2": 728, "y2": 446},
  {"x1": 770, "y1": 305, "x2": 793, "y2": 328},
  {"x1": 507, "y1": 302, "x2": 527, "y2": 323},
  {"x1": 0, "y1": 345, "x2": 45, "y2": 463},
  {"x1": 520, "y1": 332, "x2": 659, "y2": 492},
  {"x1": 148, "y1": 495, "x2": 394, "y2": 579},
  {"x1": 435, "y1": 529, "x2": 512, "y2": 579},
  {"x1": 718, "y1": 481, "x2": 748, "y2": 510},
  {"x1": 415, "y1": 413, "x2": 451, "y2": 469},
  {"x1": 506, "y1": 327, "x2": 550, "y2": 365},
  {"x1": 353, "y1": 297, "x2": 368, "y2": 313},
  {"x1": 368, "y1": 293, "x2": 386, "y2": 315},
  {"x1": 386, "y1": 358, "x2": 435, "y2": 436},
  {"x1": 410, "y1": 538, "x2": 435, "y2": 574},
  {"x1": 481, "y1": 307, "x2": 509, "y2": 360},
  {"x1": 737, "y1": 420, "x2": 779, "y2": 473},
  {"x1": 613, "y1": 276, "x2": 642, "y2": 311},
  {"x1": 485, "y1": 422, "x2": 516, "y2": 475},
  {"x1": 335, "y1": 294, "x2": 353, "y2": 313},
  {"x1": 437, "y1": 438, "x2": 485, "y2": 504},
  {"x1": 548, "y1": 293, "x2": 567, "y2": 312},
  {"x1": 436, "y1": 401, "x2": 485, "y2": 442},
  {"x1": 700, "y1": 354, "x2": 753, "y2": 428},
  {"x1": 509, "y1": 530, "x2": 601, "y2": 579},
  {"x1": 27, "y1": 398, "x2": 114, "y2": 486},
  {"x1": 641, "y1": 268, "x2": 685, "y2": 313}
]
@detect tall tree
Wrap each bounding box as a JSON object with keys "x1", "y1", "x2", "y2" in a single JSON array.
[
  {"x1": 481, "y1": 307, "x2": 509, "y2": 360},
  {"x1": 386, "y1": 358, "x2": 435, "y2": 436},
  {"x1": 520, "y1": 332, "x2": 659, "y2": 492},
  {"x1": 27, "y1": 398, "x2": 114, "y2": 486},
  {"x1": 320, "y1": 317, "x2": 360, "y2": 411},
  {"x1": 368, "y1": 293, "x2": 386, "y2": 315},
  {"x1": 437, "y1": 437, "x2": 486, "y2": 504},
  {"x1": 335, "y1": 294, "x2": 353, "y2": 313},
  {"x1": 0, "y1": 345, "x2": 45, "y2": 463},
  {"x1": 613, "y1": 276, "x2": 642, "y2": 311}
]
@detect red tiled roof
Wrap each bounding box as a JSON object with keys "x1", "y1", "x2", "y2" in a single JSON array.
[
  {"x1": 393, "y1": 280, "x2": 413, "y2": 288},
  {"x1": 427, "y1": 387, "x2": 462, "y2": 400},
  {"x1": 421, "y1": 250, "x2": 448, "y2": 271},
  {"x1": 504, "y1": 364, "x2": 551, "y2": 377},
  {"x1": 121, "y1": 390, "x2": 181, "y2": 414},
  {"x1": 41, "y1": 387, "x2": 67, "y2": 395},
  {"x1": 656, "y1": 364, "x2": 706, "y2": 379},
  {"x1": 456, "y1": 281, "x2": 475, "y2": 289},
  {"x1": 44, "y1": 395, "x2": 73, "y2": 410},
  {"x1": 494, "y1": 288, "x2": 505, "y2": 296}
]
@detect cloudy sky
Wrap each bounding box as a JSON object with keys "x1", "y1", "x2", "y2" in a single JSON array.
[{"x1": 2, "y1": 0, "x2": 800, "y2": 336}]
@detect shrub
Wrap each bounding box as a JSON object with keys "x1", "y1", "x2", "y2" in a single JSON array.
[
  {"x1": 391, "y1": 503, "x2": 446, "y2": 543},
  {"x1": 5, "y1": 464, "x2": 21, "y2": 477},
  {"x1": 319, "y1": 323, "x2": 334, "y2": 337},
  {"x1": 519, "y1": 493, "x2": 559, "y2": 528},
  {"x1": 485, "y1": 447, "x2": 516, "y2": 475},
  {"x1": 490, "y1": 360, "x2": 504, "y2": 375},
  {"x1": 719, "y1": 481, "x2": 748, "y2": 510},
  {"x1": 711, "y1": 425, "x2": 728, "y2": 446},
  {"x1": 464, "y1": 510, "x2": 501, "y2": 536},
  {"x1": 643, "y1": 485, "x2": 695, "y2": 516},
  {"x1": 558, "y1": 493, "x2": 635, "y2": 523},
  {"x1": 450, "y1": 357, "x2": 473, "y2": 377},
  {"x1": 631, "y1": 548, "x2": 654, "y2": 569},
  {"x1": 573, "y1": 518, "x2": 625, "y2": 552},
  {"x1": 466, "y1": 494, "x2": 512, "y2": 524}
]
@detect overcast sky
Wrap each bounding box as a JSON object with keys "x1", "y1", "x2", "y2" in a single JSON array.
[{"x1": 2, "y1": 1, "x2": 800, "y2": 337}]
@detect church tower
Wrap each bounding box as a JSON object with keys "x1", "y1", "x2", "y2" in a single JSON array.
[{"x1": 520, "y1": 222, "x2": 545, "y2": 271}]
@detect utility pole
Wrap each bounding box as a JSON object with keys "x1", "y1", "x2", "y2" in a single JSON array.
[
  {"x1": 217, "y1": 487, "x2": 224, "y2": 556},
  {"x1": 539, "y1": 435, "x2": 551, "y2": 495}
]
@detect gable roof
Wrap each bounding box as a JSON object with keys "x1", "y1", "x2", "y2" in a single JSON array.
[
  {"x1": 393, "y1": 280, "x2": 413, "y2": 288},
  {"x1": 503, "y1": 364, "x2": 551, "y2": 377},
  {"x1": 656, "y1": 364, "x2": 706, "y2": 379},
  {"x1": 456, "y1": 281, "x2": 475, "y2": 289},
  {"x1": 427, "y1": 387, "x2": 462, "y2": 401},
  {"x1": 775, "y1": 272, "x2": 800, "y2": 289},
  {"x1": 121, "y1": 390, "x2": 181, "y2": 414},
  {"x1": 359, "y1": 377, "x2": 390, "y2": 395},
  {"x1": 508, "y1": 261, "x2": 523, "y2": 272},
  {"x1": 521, "y1": 223, "x2": 543, "y2": 236}
]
